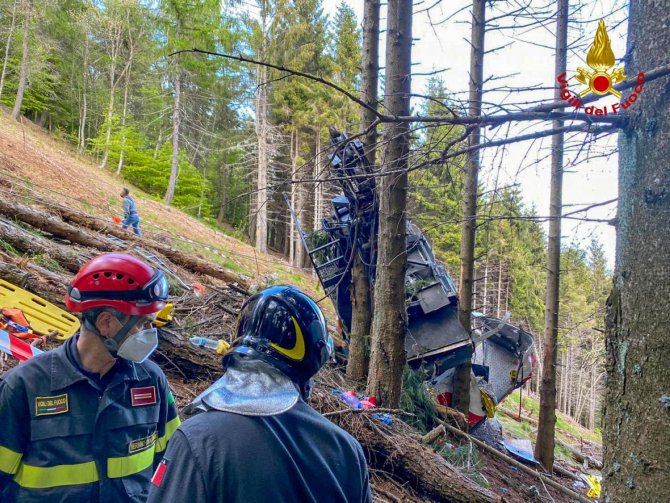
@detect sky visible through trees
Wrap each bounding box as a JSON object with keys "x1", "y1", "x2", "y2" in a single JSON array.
[{"x1": 328, "y1": 0, "x2": 625, "y2": 268}]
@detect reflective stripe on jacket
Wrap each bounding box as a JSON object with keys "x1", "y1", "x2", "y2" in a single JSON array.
[{"x1": 0, "y1": 335, "x2": 180, "y2": 502}]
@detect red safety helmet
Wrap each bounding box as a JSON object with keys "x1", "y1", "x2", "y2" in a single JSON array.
[{"x1": 65, "y1": 254, "x2": 169, "y2": 316}]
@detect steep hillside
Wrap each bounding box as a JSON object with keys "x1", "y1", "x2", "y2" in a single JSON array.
[{"x1": 0, "y1": 112, "x2": 326, "y2": 309}]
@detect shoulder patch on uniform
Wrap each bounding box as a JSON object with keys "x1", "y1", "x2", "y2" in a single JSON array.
[
  {"x1": 151, "y1": 459, "x2": 168, "y2": 487},
  {"x1": 129, "y1": 431, "x2": 158, "y2": 454},
  {"x1": 131, "y1": 386, "x2": 157, "y2": 406},
  {"x1": 35, "y1": 393, "x2": 69, "y2": 416}
]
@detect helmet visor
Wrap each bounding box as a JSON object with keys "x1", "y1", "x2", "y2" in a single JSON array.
[
  {"x1": 70, "y1": 270, "x2": 170, "y2": 304},
  {"x1": 139, "y1": 270, "x2": 170, "y2": 304}
]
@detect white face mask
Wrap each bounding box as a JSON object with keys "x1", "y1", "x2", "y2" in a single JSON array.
[{"x1": 116, "y1": 327, "x2": 158, "y2": 363}]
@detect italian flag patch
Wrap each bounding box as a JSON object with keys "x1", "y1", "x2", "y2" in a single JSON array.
[{"x1": 151, "y1": 459, "x2": 168, "y2": 487}]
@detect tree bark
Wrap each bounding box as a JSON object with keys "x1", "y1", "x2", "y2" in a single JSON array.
[
  {"x1": 347, "y1": 0, "x2": 380, "y2": 383},
  {"x1": 603, "y1": 1, "x2": 670, "y2": 500},
  {"x1": 165, "y1": 61, "x2": 181, "y2": 206},
  {"x1": 50, "y1": 204, "x2": 249, "y2": 288},
  {"x1": 116, "y1": 50, "x2": 134, "y2": 175},
  {"x1": 454, "y1": 0, "x2": 486, "y2": 417},
  {"x1": 322, "y1": 410, "x2": 498, "y2": 502},
  {"x1": 254, "y1": 62, "x2": 268, "y2": 253},
  {"x1": 99, "y1": 63, "x2": 116, "y2": 169},
  {"x1": 0, "y1": 251, "x2": 72, "y2": 307},
  {"x1": 535, "y1": 0, "x2": 568, "y2": 471},
  {"x1": 0, "y1": 199, "x2": 117, "y2": 251},
  {"x1": 78, "y1": 35, "x2": 89, "y2": 153},
  {"x1": 0, "y1": 198, "x2": 249, "y2": 288},
  {"x1": 0, "y1": 218, "x2": 92, "y2": 273},
  {"x1": 0, "y1": 0, "x2": 18, "y2": 99},
  {"x1": 11, "y1": 0, "x2": 32, "y2": 120},
  {"x1": 366, "y1": 0, "x2": 412, "y2": 408}
]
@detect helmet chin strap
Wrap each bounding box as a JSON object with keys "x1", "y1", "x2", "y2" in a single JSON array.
[{"x1": 84, "y1": 315, "x2": 141, "y2": 354}]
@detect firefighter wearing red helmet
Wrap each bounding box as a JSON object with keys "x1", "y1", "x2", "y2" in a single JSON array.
[{"x1": 0, "y1": 253, "x2": 181, "y2": 503}]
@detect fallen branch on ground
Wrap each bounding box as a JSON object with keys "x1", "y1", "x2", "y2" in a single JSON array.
[
  {"x1": 438, "y1": 421, "x2": 590, "y2": 503},
  {"x1": 324, "y1": 408, "x2": 414, "y2": 418}
]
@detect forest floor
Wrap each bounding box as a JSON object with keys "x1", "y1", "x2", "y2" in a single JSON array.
[{"x1": 0, "y1": 112, "x2": 602, "y2": 502}]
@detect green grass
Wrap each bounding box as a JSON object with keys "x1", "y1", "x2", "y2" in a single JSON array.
[
  {"x1": 14, "y1": 220, "x2": 46, "y2": 238},
  {"x1": 496, "y1": 412, "x2": 534, "y2": 438},
  {"x1": 501, "y1": 390, "x2": 601, "y2": 444},
  {"x1": 223, "y1": 259, "x2": 247, "y2": 274},
  {"x1": 31, "y1": 253, "x2": 66, "y2": 273},
  {"x1": 0, "y1": 239, "x2": 20, "y2": 256}
]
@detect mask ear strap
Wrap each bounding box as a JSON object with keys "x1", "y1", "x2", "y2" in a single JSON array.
[{"x1": 97, "y1": 315, "x2": 141, "y2": 352}]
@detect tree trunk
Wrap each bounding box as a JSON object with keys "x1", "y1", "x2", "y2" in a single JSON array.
[
  {"x1": 347, "y1": 0, "x2": 380, "y2": 383},
  {"x1": 165, "y1": 62, "x2": 181, "y2": 206},
  {"x1": 0, "y1": 218, "x2": 92, "y2": 273},
  {"x1": 535, "y1": 0, "x2": 568, "y2": 471},
  {"x1": 11, "y1": 0, "x2": 32, "y2": 120},
  {"x1": 0, "y1": 198, "x2": 118, "y2": 251},
  {"x1": 588, "y1": 351, "x2": 596, "y2": 431},
  {"x1": 78, "y1": 35, "x2": 89, "y2": 153},
  {"x1": 289, "y1": 130, "x2": 297, "y2": 265},
  {"x1": 116, "y1": 60, "x2": 132, "y2": 176},
  {"x1": 0, "y1": 0, "x2": 18, "y2": 99},
  {"x1": 255, "y1": 62, "x2": 268, "y2": 253},
  {"x1": 453, "y1": 0, "x2": 486, "y2": 416},
  {"x1": 603, "y1": 1, "x2": 670, "y2": 500},
  {"x1": 99, "y1": 62, "x2": 116, "y2": 169},
  {"x1": 313, "y1": 131, "x2": 321, "y2": 233},
  {"x1": 0, "y1": 251, "x2": 72, "y2": 307},
  {"x1": 217, "y1": 164, "x2": 228, "y2": 224},
  {"x1": 366, "y1": 0, "x2": 412, "y2": 408},
  {"x1": 50, "y1": 204, "x2": 250, "y2": 288}
]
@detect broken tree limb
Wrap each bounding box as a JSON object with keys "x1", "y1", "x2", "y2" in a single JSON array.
[
  {"x1": 313, "y1": 389, "x2": 500, "y2": 503},
  {"x1": 440, "y1": 422, "x2": 591, "y2": 503},
  {"x1": 49, "y1": 204, "x2": 250, "y2": 290},
  {"x1": 0, "y1": 198, "x2": 118, "y2": 251},
  {"x1": 323, "y1": 408, "x2": 413, "y2": 418},
  {"x1": 422, "y1": 424, "x2": 446, "y2": 445},
  {"x1": 557, "y1": 438, "x2": 603, "y2": 470},
  {"x1": 0, "y1": 218, "x2": 92, "y2": 272},
  {"x1": 552, "y1": 463, "x2": 583, "y2": 481},
  {"x1": 364, "y1": 424, "x2": 500, "y2": 502}
]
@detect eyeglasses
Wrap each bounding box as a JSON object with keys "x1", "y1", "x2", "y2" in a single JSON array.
[{"x1": 69, "y1": 270, "x2": 170, "y2": 304}]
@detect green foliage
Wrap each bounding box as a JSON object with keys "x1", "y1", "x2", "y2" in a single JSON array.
[
  {"x1": 409, "y1": 78, "x2": 465, "y2": 273},
  {"x1": 399, "y1": 367, "x2": 439, "y2": 434},
  {"x1": 438, "y1": 442, "x2": 488, "y2": 488}
]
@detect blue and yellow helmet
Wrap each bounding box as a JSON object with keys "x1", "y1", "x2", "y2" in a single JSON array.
[{"x1": 227, "y1": 285, "x2": 333, "y2": 383}]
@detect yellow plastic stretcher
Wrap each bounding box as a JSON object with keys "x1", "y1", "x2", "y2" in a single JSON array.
[{"x1": 0, "y1": 279, "x2": 80, "y2": 340}]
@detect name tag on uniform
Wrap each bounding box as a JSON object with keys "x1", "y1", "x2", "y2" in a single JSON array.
[
  {"x1": 129, "y1": 431, "x2": 158, "y2": 454},
  {"x1": 131, "y1": 386, "x2": 157, "y2": 407},
  {"x1": 35, "y1": 394, "x2": 69, "y2": 416}
]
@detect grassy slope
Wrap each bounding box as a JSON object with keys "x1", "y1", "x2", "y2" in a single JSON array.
[
  {"x1": 498, "y1": 389, "x2": 602, "y2": 464},
  {"x1": 0, "y1": 112, "x2": 333, "y2": 318}
]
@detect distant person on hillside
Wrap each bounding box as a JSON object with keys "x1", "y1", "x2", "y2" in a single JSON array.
[{"x1": 121, "y1": 187, "x2": 142, "y2": 236}]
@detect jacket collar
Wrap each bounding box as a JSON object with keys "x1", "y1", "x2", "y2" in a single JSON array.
[{"x1": 50, "y1": 334, "x2": 149, "y2": 392}]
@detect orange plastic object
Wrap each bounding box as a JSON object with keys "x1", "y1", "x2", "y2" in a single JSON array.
[
  {"x1": 0, "y1": 279, "x2": 80, "y2": 339},
  {"x1": 191, "y1": 282, "x2": 206, "y2": 297}
]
